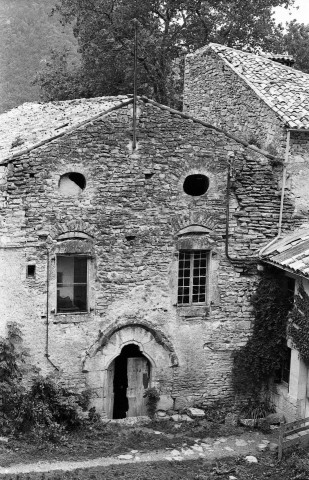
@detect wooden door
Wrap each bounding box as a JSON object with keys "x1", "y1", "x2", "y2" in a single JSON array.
[
  {"x1": 127, "y1": 357, "x2": 149, "y2": 417},
  {"x1": 105, "y1": 361, "x2": 115, "y2": 419}
]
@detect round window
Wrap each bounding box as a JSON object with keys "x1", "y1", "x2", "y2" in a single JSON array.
[
  {"x1": 183, "y1": 174, "x2": 209, "y2": 196},
  {"x1": 59, "y1": 172, "x2": 86, "y2": 196}
]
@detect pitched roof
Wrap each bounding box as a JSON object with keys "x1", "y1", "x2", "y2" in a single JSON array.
[
  {"x1": 261, "y1": 228, "x2": 309, "y2": 278},
  {"x1": 0, "y1": 96, "x2": 131, "y2": 164},
  {"x1": 207, "y1": 43, "x2": 309, "y2": 130},
  {"x1": 0, "y1": 95, "x2": 282, "y2": 166}
]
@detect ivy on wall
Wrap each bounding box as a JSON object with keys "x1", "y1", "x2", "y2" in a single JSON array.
[
  {"x1": 232, "y1": 269, "x2": 292, "y2": 398},
  {"x1": 289, "y1": 283, "x2": 309, "y2": 365}
]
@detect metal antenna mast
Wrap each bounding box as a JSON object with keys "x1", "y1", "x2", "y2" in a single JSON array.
[{"x1": 132, "y1": 19, "x2": 138, "y2": 151}]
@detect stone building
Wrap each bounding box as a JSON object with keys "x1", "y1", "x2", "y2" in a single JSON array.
[
  {"x1": 1, "y1": 43, "x2": 309, "y2": 421},
  {"x1": 185, "y1": 43, "x2": 309, "y2": 420},
  {"x1": 0, "y1": 89, "x2": 295, "y2": 419}
]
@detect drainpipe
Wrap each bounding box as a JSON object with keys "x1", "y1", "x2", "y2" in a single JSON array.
[
  {"x1": 45, "y1": 249, "x2": 59, "y2": 371},
  {"x1": 259, "y1": 130, "x2": 291, "y2": 257}
]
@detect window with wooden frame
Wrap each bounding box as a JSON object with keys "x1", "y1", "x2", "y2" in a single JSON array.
[
  {"x1": 177, "y1": 251, "x2": 209, "y2": 305},
  {"x1": 56, "y1": 255, "x2": 88, "y2": 313}
]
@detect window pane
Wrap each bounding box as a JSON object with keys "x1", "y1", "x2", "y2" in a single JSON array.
[
  {"x1": 74, "y1": 285, "x2": 87, "y2": 311},
  {"x1": 74, "y1": 257, "x2": 87, "y2": 283},
  {"x1": 57, "y1": 256, "x2": 74, "y2": 286},
  {"x1": 178, "y1": 251, "x2": 208, "y2": 305},
  {"x1": 57, "y1": 256, "x2": 87, "y2": 313}
]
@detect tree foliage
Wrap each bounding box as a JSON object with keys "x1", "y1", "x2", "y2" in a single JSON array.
[
  {"x1": 282, "y1": 21, "x2": 309, "y2": 74},
  {"x1": 0, "y1": 0, "x2": 78, "y2": 113},
  {"x1": 35, "y1": 0, "x2": 295, "y2": 107}
]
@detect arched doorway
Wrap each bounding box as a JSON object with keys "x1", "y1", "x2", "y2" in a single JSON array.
[{"x1": 107, "y1": 344, "x2": 151, "y2": 419}]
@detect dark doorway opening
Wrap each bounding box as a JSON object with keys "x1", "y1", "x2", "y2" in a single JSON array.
[{"x1": 113, "y1": 344, "x2": 150, "y2": 419}]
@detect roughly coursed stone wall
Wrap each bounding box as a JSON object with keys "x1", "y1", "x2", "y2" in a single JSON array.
[
  {"x1": 0, "y1": 100, "x2": 299, "y2": 415},
  {"x1": 287, "y1": 132, "x2": 309, "y2": 220}
]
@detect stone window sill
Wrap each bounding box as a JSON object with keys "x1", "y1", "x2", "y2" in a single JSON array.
[
  {"x1": 177, "y1": 305, "x2": 210, "y2": 318},
  {"x1": 51, "y1": 311, "x2": 93, "y2": 323}
]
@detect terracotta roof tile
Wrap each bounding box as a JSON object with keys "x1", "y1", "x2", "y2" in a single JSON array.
[{"x1": 207, "y1": 43, "x2": 309, "y2": 130}]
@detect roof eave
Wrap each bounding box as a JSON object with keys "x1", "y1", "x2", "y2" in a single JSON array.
[{"x1": 261, "y1": 258, "x2": 309, "y2": 280}]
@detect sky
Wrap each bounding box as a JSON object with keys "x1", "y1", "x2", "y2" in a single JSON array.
[{"x1": 273, "y1": 0, "x2": 309, "y2": 25}]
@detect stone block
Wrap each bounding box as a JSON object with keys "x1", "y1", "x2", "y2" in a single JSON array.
[
  {"x1": 269, "y1": 442, "x2": 278, "y2": 452},
  {"x1": 157, "y1": 395, "x2": 173, "y2": 411},
  {"x1": 187, "y1": 407, "x2": 205, "y2": 418},
  {"x1": 265, "y1": 413, "x2": 285, "y2": 425}
]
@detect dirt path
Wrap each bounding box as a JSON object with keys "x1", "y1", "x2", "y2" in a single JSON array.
[{"x1": 0, "y1": 431, "x2": 275, "y2": 475}]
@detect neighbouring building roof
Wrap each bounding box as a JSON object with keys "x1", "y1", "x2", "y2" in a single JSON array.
[
  {"x1": 0, "y1": 96, "x2": 131, "y2": 164},
  {"x1": 207, "y1": 43, "x2": 309, "y2": 130},
  {"x1": 261, "y1": 228, "x2": 309, "y2": 278}
]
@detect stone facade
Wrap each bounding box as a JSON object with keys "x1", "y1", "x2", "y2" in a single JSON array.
[{"x1": 0, "y1": 97, "x2": 299, "y2": 418}]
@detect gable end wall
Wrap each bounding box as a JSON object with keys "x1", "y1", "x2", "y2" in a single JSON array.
[{"x1": 184, "y1": 49, "x2": 286, "y2": 156}]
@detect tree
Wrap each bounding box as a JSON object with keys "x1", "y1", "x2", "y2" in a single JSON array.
[
  {"x1": 35, "y1": 0, "x2": 295, "y2": 107},
  {"x1": 282, "y1": 20, "x2": 309, "y2": 74},
  {"x1": 0, "y1": 0, "x2": 78, "y2": 113}
]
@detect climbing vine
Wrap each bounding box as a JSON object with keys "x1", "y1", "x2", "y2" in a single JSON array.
[
  {"x1": 232, "y1": 269, "x2": 292, "y2": 398},
  {"x1": 288, "y1": 282, "x2": 309, "y2": 365}
]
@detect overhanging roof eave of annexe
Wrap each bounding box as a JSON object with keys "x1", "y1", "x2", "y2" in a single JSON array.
[
  {"x1": 0, "y1": 95, "x2": 283, "y2": 166},
  {"x1": 204, "y1": 43, "x2": 309, "y2": 131},
  {"x1": 261, "y1": 258, "x2": 309, "y2": 280}
]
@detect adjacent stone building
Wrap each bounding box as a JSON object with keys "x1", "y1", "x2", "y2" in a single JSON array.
[{"x1": 185, "y1": 43, "x2": 309, "y2": 420}]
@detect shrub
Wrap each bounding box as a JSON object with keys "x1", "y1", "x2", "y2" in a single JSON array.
[
  {"x1": 0, "y1": 323, "x2": 92, "y2": 441},
  {"x1": 0, "y1": 323, "x2": 29, "y2": 433},
  {"x1": 143, "y1": 387, "x2": 160, "y2": 418},
  {"x1": 14, "y1": 375, "x2": 87, "y2": 441}
]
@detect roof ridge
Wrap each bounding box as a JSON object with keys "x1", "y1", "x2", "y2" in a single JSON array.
[
  {"x1": 204, "y1": 44, "x2": 309, "y2": 129},
  {"x1": 210, "y1": 43, "x2": 309, "y2": 77},
  {"x1": 1, "y1": 95, "x2": 284, "y2": 165}
]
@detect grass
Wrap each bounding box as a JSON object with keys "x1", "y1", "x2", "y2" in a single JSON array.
[{"x1": 0, "y1": 418, "x2": 249, "y2": 468}]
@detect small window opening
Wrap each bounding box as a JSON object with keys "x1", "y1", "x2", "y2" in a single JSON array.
[
  {"x1": 68, "y1": 173, "x2": 86, "y2": 189},
  {"x1": 27, "y1": 265, "x2": 36, "y2": 278},
  {"x1": 57, "y1": 256, "x2": 88, "y2": 313},
  {"x1": 125, "y1": 235, "x2": 136, "y2": 242},
  {"x1": 275, "y1": 346, "x2": 291, "y2": 385},
  {"x1": 286, "y1": 277, "x2": 295, "y2": 309},
  {"x1": 183, "y1": 174, "x2": 209, "y2": 196},
  {"x1": 145, "y1": 173, "x2": 154, "y2": 179},
  {"x1": 178, "y1": 251, "x2": 208, "y2": 305},
  {"x1": 59, "y1": 172, "x2": 86, "y2": 196},
  {"x1": 29, "y1": 173, "x2": 35, "y2": 178}
]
